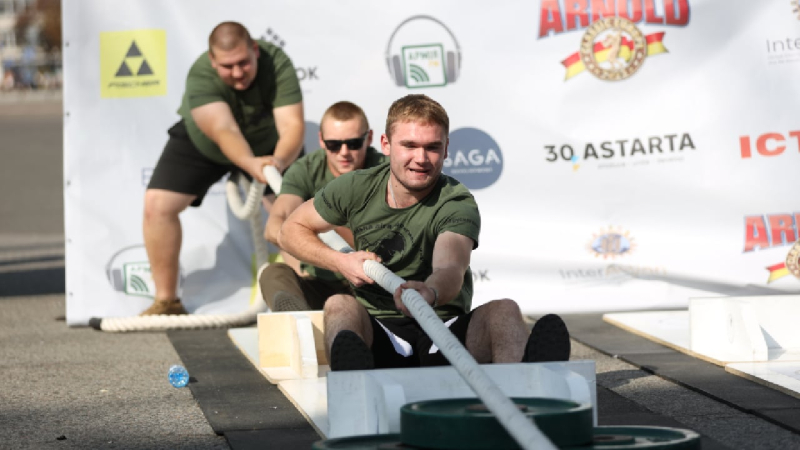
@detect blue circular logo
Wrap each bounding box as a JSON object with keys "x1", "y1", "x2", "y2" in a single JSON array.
[{"x1": 444, "y1": 128, "x2": 503, "y2": 190}]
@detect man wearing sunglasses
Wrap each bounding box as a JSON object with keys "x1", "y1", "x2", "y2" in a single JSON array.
[
  {"x1": 140, "y1": 21, "x2": 304, "y2": 315},
  {"x1": 259, "y1": 101, "x2": 386, "y2": 311},
  {"x1": 279, "y1": 94, "x2": 570, "y2": 371}
]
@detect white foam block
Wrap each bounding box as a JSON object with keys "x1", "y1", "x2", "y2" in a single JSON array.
[
  {"x1": 326, "y1": 360, "x2": 597, "y2": 438},
  {"x1": 603, "y1": 310, "x2": 690, "y2": 352},
  {"x1": 228, "y1": 326, "x2": 260, "y2": 366}
]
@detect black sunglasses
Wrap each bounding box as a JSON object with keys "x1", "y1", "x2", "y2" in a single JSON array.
[{"x1": 323, "y1": 131, "x2": 368, "y2": 152}]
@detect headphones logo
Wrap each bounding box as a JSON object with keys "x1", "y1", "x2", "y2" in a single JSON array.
[
  {"x1": 105, "y1": 245, "x2": 184, "y2": 298},
  {"x1": 385, "y1": 15, "x2": 462, "y2": 89}
]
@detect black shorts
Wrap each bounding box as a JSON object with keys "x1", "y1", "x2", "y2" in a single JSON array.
[
  {"x1": 369, "y1": 312, "x2": 474, "y2": 369},
  {"x1": 147, "y1": 120, "x2": 275, "y2": 207}
]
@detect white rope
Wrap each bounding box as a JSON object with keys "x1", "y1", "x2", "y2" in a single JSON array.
[
  {"x1": 94, "y1": 165, "x2": 285, "y2": 332},
  {"x1": 361, "y1": 261, "x2": 556, "y2": 450}
]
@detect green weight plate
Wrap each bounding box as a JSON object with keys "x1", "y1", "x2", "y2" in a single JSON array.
[
  {"x1": 563, "y1": 426, "x2": 701, "y2": 450},
  {"x1": 400, "y1": 397, "x2": 594, "y2": 449},
  {"x1": 312, "y1": 433, "x2": 406, "y2": 450}
]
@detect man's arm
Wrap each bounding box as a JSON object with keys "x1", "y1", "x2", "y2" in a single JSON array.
[
  {"x1": 265, "y1": 193, "x2": 303, "y2": 245},
  {"x1": 279, "y1": 199, "x2": 378, "y2": 286},
  {"x1": 271, "y1": 102, "x2": 304, "y2": 173},
  {"x1": 394, "y1": 231, "x2": 473, "y2": 316},
  {"x1": 191, "y1": 101, "x2": 272, "y2": 183}
]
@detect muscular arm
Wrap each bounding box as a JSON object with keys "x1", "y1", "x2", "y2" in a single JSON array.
[
  {"x1": 395, "y1": 231, "x2": 473, "y2": 315},
  {"x1": 279, "y1": 200, "x2": 378, "y2": 286},
  {"x1": 191, "y1": 101, "x2": 270, "y2": 182},
  {"x1": 271, "y1": 102, "x2": 304, "y2": 172},
  {"x1": 265, "y1": 193, "x2": 303, "y2": 245}
]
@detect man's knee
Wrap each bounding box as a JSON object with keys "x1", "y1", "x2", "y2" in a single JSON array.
[
  {"x1": 144, "y1": 189, "x2": 192, "y2": 220},
  {"x1": 323, "y1": 294, "x2": 360, "y2": 316},
  {"x1": 479, "y1": 298, "x2": 521, "y2": 319}
]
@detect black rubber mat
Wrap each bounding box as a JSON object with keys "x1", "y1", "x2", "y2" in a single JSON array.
[
  {"x1": 168, "y1": 329, "x2": 320, "y2": 448},
  {"x1": 563, "y1": 314, "x2": 800, "y2": 435},
  {"x1": 597, "y1": 386, "x2": 730, "y2": 449}
]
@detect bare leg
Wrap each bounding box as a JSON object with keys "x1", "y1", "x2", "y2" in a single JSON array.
[
  {"x1": 465, "y1": 299, "x2": 528, "y2": 363},
  {"x1": 323, "y1": 294, "x2": 373, "y2": 361},
  {"x1": 143, "y1": 189, "x2": 195, "y2": 302}
]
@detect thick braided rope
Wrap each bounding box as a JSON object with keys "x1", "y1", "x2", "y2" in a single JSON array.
[
  {"x1": 362, "y1": 260, "x2": 555, "y2": 450},
  {"x1": 94, "y1": 166, "x2": 285, "y2": 332}
]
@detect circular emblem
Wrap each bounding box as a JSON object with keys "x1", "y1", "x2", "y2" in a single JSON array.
[
  {"x1": 786, "y1": 239, "x2": 800, "y2": 279},
  {"x1": 579, "y1": 17, "x2": 646, "y2": 81}
]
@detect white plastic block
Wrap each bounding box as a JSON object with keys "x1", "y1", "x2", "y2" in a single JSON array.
[{"x1": 326, "y1": 360, "x2": 596, "y2": 438}]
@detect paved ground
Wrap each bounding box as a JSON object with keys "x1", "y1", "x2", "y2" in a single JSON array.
[
  {"x1": 2, "y1": 96, "x2": 799, "y2": 450},
  {"x1": 0, "y1": 98, "x2": 228, "y2": 450}
]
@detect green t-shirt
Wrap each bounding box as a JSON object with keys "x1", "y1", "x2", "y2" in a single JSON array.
[
  {"x1": 177, "y1": 40, "x2": 302, "y2": 164},
  {"x1": 314, "y1": 163, "x2": 481, "y2": 318},
  {"x1": 280, "y1": 147, "x2": 387, "y2": 281}
]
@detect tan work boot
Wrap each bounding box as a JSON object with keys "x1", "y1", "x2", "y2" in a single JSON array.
[{"x1": 139, "y1": 298, "x2": 187, "y2": 316}]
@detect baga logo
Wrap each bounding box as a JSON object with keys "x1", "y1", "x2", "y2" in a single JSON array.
[
  {"x1": 385, "y1": 15, "x2": 462, "y2": 89},
  {"x1": 100, "y1": 29, "x2": 166, "y2": 98},
  {"x1": 537, "y1": 0, "x2": 691, "y2": 81},
  {"x1": 444, "y1": 128, "x2": 503, "y2": 190}
]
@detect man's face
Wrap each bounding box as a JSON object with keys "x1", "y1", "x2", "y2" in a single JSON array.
[
  {"x1": 381, "y1": 120, "x2": 448, "y2": 193},
  {"x1": 320, "y1": 118, "x2": 372, "y2": 177},
  {"x1": 209, "y1": 41, "x2": 259, "y2": 90}
]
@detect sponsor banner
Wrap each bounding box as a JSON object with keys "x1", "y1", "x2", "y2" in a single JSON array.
[{"x1": 64, "y1": 0, "x2": 799, "y2": 325}]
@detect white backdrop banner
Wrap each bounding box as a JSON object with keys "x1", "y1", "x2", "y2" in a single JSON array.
[{"x1": 63, "y1": 0, "x2": 800, "y2": 325}]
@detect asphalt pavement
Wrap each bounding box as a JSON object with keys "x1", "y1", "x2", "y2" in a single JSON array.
[{"x1": 2, "y1": 94, "x2": 799, "y2": 450}]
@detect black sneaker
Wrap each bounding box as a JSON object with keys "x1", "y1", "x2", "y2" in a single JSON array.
[
  {"x1": 330, "y1": 330, "x2": 375, "y2": 371},
  {"x1": 522, "y1": 314, "x2": 571, "y2": 363}
]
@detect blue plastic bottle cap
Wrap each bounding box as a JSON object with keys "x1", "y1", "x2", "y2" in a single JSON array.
[{"x1": 168, "y1": 364, "x2": 189, "y2": 388}]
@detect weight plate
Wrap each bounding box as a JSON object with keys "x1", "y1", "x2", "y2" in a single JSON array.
[
  {"x1": 400, "y1": 397, "x2": 594, "y2": 449},
  {"x1": 563, "y1": 426, "x2": 701, "y2": 449},
  {"x1": 312, "y1": 433, "x2": 406, "y2": 449}
]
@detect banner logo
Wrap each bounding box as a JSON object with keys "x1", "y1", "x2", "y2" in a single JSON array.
[
  {"x1": 588, "y1": 227, "x2": 636, "y2": 259},
  {"x1": 793, "y1": 1, "x2": 800, "y2": 20},
  {"x1": 444, "y1": 128, "x2": 503, "y2": 190},
  {"x1": 564, "y1": 17, "x2": 667, "y2": 81},
  {"x1": 740, "y1": 130, "x2": 800, "y2": 158},
  {"x1": 766, "y1": 241, "x2": 800, "y2": 283},
  {"x1": 385, "y1": 15, "x2": 461, "y2": 88},
  {"x1": 100, "y1": 29, "x2": 166, "y2": 98},
  {"x1": 546, "y1": 132, "x2": 696, "y2": 171},
  {"x1": 106, "y1": 245, "x2": 184, "y2": 298},
  {"x1": 259, "y1": 27, "x2": 319, "y2": 91}
]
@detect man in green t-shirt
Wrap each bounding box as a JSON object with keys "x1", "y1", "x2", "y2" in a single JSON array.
[
  {"x1": 279, "y1": 94, "x2": 570, "y2": 371},
  {"x1": 141, "y1": 21, "x2": 304, "y2": 315},
  {"x1": 259, "y1": 101, "x2": 386, "y2": 311}
]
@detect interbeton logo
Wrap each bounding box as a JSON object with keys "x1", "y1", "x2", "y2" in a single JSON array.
[
  {"x1": 385, "y1": 15, "x2": 461, "y2": 89},
  {"x1": 100, "y1": 29, "x2": 166, "y2": 98}
]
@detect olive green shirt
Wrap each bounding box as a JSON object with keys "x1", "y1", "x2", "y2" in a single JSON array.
[
  {"x1": 280, "y1": 147, "x2": 386, "y2": 280},
  {"x1": 177, "y1": 40, "x2": 302, "y2": 164},
  {"x1": 314, "y1": 163, "x2": 481, "y2": 318}
]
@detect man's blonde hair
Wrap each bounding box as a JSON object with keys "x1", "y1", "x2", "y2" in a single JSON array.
[{"x1": 384, "y1": 94, "x2": 449, "y2": 141}]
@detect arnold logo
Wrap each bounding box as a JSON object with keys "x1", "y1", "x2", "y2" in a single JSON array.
[
  {"x1": 538, "y1": 1, "x2": 691, "y2": 81},
  {"x1": 385, "y1": 15, "x2": 462, "y2": 89}
]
